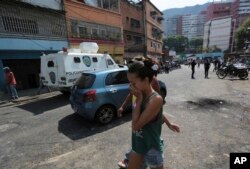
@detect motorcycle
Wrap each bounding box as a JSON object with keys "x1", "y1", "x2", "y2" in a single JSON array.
[{"x1": 217, "y1": 63, "x2": 248, "y2": 80}]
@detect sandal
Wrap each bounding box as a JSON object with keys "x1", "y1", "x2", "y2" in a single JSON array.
[{"x1": 118, "y1": 159, "x2": 128, "y2": 169}]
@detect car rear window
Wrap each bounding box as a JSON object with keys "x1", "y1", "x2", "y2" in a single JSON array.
[
  {"x1": 105, "y1": 71, "x2": 129, "y2": 86},
  {"x1": 75, "y1": 74, "x2": 96, "y2": 89}
]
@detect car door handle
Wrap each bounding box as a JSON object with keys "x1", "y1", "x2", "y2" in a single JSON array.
[{"x1": 110, "y1": 89, "x2": 117, "y2": 93}]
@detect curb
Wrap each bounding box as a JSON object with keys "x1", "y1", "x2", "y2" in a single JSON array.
[{"x1": 0, "y1": 91, "x2": 61, "y2": 108}]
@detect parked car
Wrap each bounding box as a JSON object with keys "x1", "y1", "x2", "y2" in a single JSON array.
[{"x1": 70, "y1": 67, "x2": 167, "y2": 124}]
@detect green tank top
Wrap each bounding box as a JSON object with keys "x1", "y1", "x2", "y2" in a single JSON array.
[{"x1": 132, "y1": 92, "x2": 164, "y2": 154}]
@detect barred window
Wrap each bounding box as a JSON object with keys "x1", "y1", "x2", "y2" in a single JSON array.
[
  {"x1": 2, "y1": 16, "x2": 38, "y2": 34},
  {"x1": 0, "y1": 4, "x2": 67, "y2": 39},
  {"x1": 79, "y1": 26, "x2": 87, "y2": 37},
  {"x1": 71, "y1": 20, "x2": 121, "y2": 41}
]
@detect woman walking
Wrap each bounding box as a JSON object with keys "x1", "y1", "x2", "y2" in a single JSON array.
[{"x1": 127, "y1": 60, "x2": 170, "y2": 169}]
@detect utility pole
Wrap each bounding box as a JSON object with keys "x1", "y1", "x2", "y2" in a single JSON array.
[{"x1": 231, "y1": 19, "x2": 236, "y2": 53}]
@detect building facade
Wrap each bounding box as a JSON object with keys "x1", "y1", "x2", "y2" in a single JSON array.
[
  {"x1": 206, "y1": 1, "x2": 232, "y2": 21},
  {"x1": 144, "y1": 0, "x2": 164, "y2": 59},
  {"x1": 120, "y1": 0, "x2": 144, "y2": 60},
  {"x1": 182, "y1": 13, "x2": 207, "y2": 40},
  {"x1": 0, "y1": 0, "x2": 68, "y2": 91},
  {"x1": 232, "y1": 0, "x2": 250, "y2": 28},
  {"x1": 165, "y1": 16, "x2": 178, "y2": 38},
  {"x1": 203, "y1": 16, "x2": 233, "y2": 52},
  {"x1": 63, "y1": 0, "x2": 124, "y2": 64}
]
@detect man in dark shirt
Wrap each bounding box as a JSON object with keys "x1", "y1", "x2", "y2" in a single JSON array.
[
  {"x1": 204, "y1": 59, "x2": 211, "y2": 79},
  {"x1": 191, "y1": 59, "x2": 196, "y2": 79}
]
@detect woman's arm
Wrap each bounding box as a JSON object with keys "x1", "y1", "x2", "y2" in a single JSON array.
[
  {"x1": 117, "y1": 93, "x2": 132, "y2": 117},
  {"x1": 132, "y1": 95, "x2": 163, "y2": 131},
  {"x1": 162, "y1": 113, "x2": 180, "y2": 132}
]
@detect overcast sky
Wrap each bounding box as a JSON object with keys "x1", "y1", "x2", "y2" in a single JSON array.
[{"x1": 150, "y1": 0, "x2": 214, "y2": 11}]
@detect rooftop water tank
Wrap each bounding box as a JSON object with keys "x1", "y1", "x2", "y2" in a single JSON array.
[{"x1": 79, "y1": 42, "x2": 99, "y2": 53}]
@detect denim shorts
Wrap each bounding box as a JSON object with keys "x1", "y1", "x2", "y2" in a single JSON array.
[{"x1": 144, "y1": 148, "x2": 164, "y2": 168}]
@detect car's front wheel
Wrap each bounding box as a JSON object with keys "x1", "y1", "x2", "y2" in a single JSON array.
[{"x1": 95, "y1": 105, "x2": 116, "y2": 124}]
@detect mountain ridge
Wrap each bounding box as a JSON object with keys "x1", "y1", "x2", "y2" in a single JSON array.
[
  {"x1": 162, "y1": 3, "x2": 209, "y2": 36},
  {"x1": 162, "y1": 3, "x2": 209, "y2": 17}
]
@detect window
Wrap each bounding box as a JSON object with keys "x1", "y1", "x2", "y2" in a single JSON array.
[
  {"x1": 71, "y1": 20, "x2": 121, "y2": 41},
  {"x1": 47, "y1": 61, "x2": 55, "y2": 67},
  {"x1": 85, "y1": 0, "x2": 118, "y2": 12},
  {"x1": 79, "y1": 27, "x2": 87, "y2": 37},
  {"x1": 107, "y1": 59, "x2": 114, "y2": 65},
  {"x1": 103, "y1": 0, "x2": 110, "y2": 9},
  {"x1": 2, "y1": 16, "x2": 38, "y2": 34},
  {"x1": 74, "y1": 57, "x2": 81, "y2": 63},
  {"x1": 130, "y1": 18, "x2": 140, "y2": 28},
  {"x1": 126, "y1": 17, "x2": 129, "y2": 24},
  {"x1": 75, "y1": 74, "x2": 96, "y2": 89},
  {"x1": 150, "y1": 11, "x2": 157, "y2": 19},
  {"x1": 92, "y1": 57, "x2": 98, "y2": 62},
  {"x1": 134, "y1": 36, "x2": 143, "y2": 44},
  {"x1": 126, "y1": 35, "x2": 132, "y2": 41},
  {"x1": 71, "y1": 20, "x2": 78, "y2": 37},
  {"x1": 100, "y1": 29, "x2": 106, "y2": 38},
  {"x1": 105, "y1": 71, "x2": 129, "y2": 85},
  {"x1": 91, "y1": 28, "x2": 98, "y2": 38}
]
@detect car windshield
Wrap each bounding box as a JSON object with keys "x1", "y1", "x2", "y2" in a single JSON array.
[{"x1": 75, "y1": 73, "x2": 96, "y2": 89}]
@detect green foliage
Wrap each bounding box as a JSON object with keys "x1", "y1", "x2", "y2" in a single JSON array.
[
  {"x1": 163, "y1": 35, "x2": 188, "y2": 53},
  {"x1": 189, "y1": 38, "x2": 203, "y2": 53},
  {"x1": 163, "y1": 36, "x2": 204, "y2": 53},
  {"x1": 236, "y1": 18, "x2": 250, "y2": 51}
]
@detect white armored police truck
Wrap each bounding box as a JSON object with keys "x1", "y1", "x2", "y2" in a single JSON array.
[{"x1": 40, "y1": 42, "x2": 120, "y2": 93}]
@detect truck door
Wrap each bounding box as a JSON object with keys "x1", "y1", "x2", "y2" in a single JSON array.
[{"x1": 105, "y1": 70, "x2": 129, "y2": 107}]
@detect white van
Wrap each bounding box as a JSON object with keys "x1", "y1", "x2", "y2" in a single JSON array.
[{"x1": 40, "y1": 42, "x2": 120, "y2": 93}]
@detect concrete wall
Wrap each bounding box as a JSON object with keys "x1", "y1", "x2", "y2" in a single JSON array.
[{"x1": 203, "y1": 17, "x2": 232, "y2": 52}]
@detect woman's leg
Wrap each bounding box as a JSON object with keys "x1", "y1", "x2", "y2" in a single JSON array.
[{"x1": 127, "y1": 151, "x2": 144, "y2": 169}]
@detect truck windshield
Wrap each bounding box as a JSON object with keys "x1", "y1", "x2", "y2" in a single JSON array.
[{"x1": 75, "y1": 74, "x2": 96, "y2": 89}]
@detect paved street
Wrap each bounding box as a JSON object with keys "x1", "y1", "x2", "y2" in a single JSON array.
[{"x1": 0, "y1": 65, "x2": 249, "y2": 169}]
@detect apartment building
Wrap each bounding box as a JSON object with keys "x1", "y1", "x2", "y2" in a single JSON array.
[
  {"x1": 120, "y1": 0, "x2": 144, "y2": 60},
  {"x1": 165, "y1": 16, "x2": 178, "y2": 37},
  {"x1": 232, "y1": 0, "x2": 250, "y2": 28},
  {"x1": 63, "y1": 0, "x2": 124, "y2": 63},
  {"x1": 0, "y1": 0, "x2": 67, "y2": 90},
  {"x1": 144, "y1": 0, "x2": 164, "y2": 59},
  {"x1": 182, "y1": 13, "x2": 207, "y2": 40},
  {"x1": 206, "y1": 1, "x2": 232, "y2": 21}
]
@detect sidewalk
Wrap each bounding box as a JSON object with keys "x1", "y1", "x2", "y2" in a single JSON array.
[{"x1": 0, "y1": 88, "x2": 60, "y2": 107}]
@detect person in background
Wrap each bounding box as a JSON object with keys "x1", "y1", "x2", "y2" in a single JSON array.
[
  {"x1": 151, "y1": 63, "x2": 159, "y2": 77},
  {"x1": 191, "y1": 59, "x2": 196, "y2": 79},
  {"x1": 37, "y1": 73, "x2": 51, "y2": 95},
  {"x1": 3, "y1": 67, "x2": 18, "y2": 100},
  {"x1": 204, "y1": 59, "x2": 211, "y2": 79}
]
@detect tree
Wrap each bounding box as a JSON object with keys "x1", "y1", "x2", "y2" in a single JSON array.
[
  {"x1": 236, "y1": 18, "x2": 250, "y2": 51},
  {"x1": 189, "y1": 38, "x2": 203, "y2": 53},
  {"x1": 163, "y1": 35, "x2": 188, "y2": 53}
]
